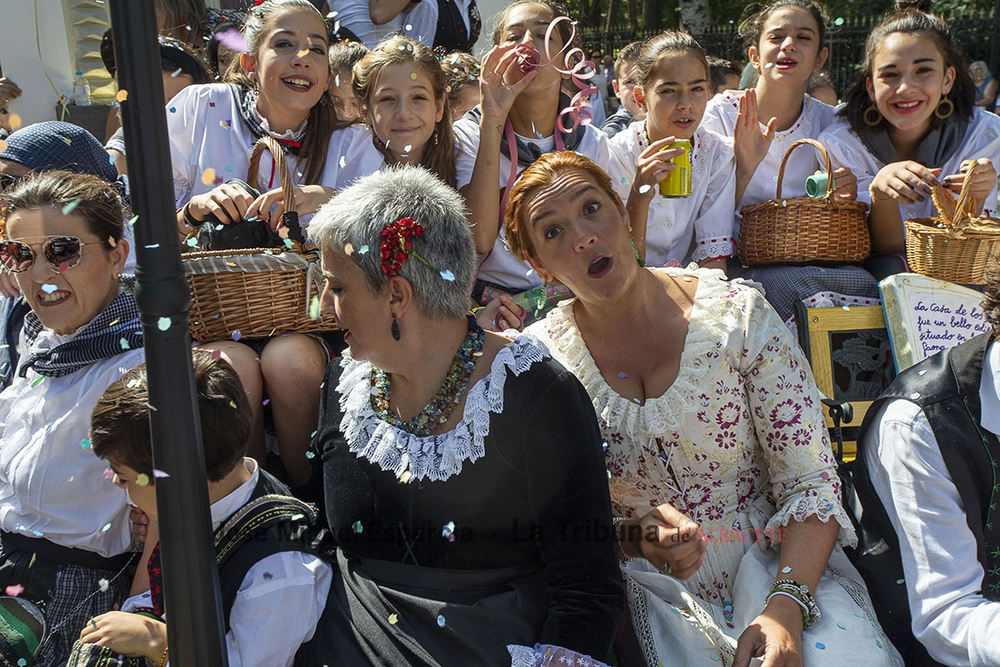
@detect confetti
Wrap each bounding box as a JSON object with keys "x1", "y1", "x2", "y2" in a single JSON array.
[
  {"x1": 120, "y1": 337, "x2": 131, "y2": 350},
  {"x1": 309, "y1": 295, "x2": 321, "y2": 319},
  {"x1": 5, "y1": 585, "x2": 24, "y2": 597},
  {"x1": 168, "y1": 106, "x2": 177, "y2": 113},
  {"x1": 282, "y1": 238, "x2": 294, "y2": 250},
  {"x1": 440, "y1": 270, "x2": 455, "y2": 281},
  {"x1": 41, "y1": 284, "x2": 58, "y2": 294},
  {"x1": 153, "y1": 469, "x2": 170, "y2": 478},
  {"x1": 638, "y1": 184, "x2": 652, "y2": 195},
  {"x1": 781, "y1": 566, "x2": 792, "y2": 573},
  {"x1": 358, "y1": 245, "x2": 370, "y2": 254},
  {"x1": 129, "y1": 215, "x2": 139, "y2": 226},
  {"x1": 297, "y1": 49, "x2": 310, "y2": 58},
  {"x1": 100, "y1": 523, "x2": 112, "y2": 533},
  {"x1": 186, "y1": 236, "x2": 199, "y2": 247},
  {"x1": 0, "y1": 139, "x2": 6, "y2": 153},
  {"x1": 104, "y1": 468, "x2": 115, "y2": 480},
  {"x1": 262, "y1": 398, "x2": 270, "y2": 406},
  {"x1": 62, "y1": 198, "x2": 82, "y2": 215},
  {"x1": 340, "y1": 155, "x2": 347, "y2": 169},
  {"x1": 157, "y1": 316, "x2": 171, "y2": 331},
  {"x1": 834, "y1": 17, "x2": 845, "y2": 26},
  {"x1": 441, "y1": 521, "x2": 455, "y2": 539},
  {"x1": 305, "y1": 450, "x2": 315, "y2": 459},
  {"x1": 98, "y1": 577, "x2": 110, "y2": 592},
  {"x1": 525, "y1": 269, "x2": 534, "y2": 277},
  {"x1": 617, "y1": 372, "x2": 628, "y2": 379},
  {"x1": 410, "y1": 72, "x2": 417, "y2": 80},
  {"x1": 229, "y1": 400, "x2": 238, "y2": 409},
  {"x1": 399, "y1": 470, "x2": 412, "y2": 484},
  {"x1": 344, "y1": 242, "x2": 355, "y2": 255},
  {"x1": 388, "y1": 613, "x2": 399, "y2": 625},
  {"x1": 108, "y1": 236, "x2": 117, "y2": 247},
  {"x1": 352, "y1": 520, "x2": 363, "y2": 533},
  {"x1": 58, "y1": 260, "x2": 70, "y2": 273},
  {"x1": 31, "y1": 376, "x2": 44, "y2": 387},
  {"x1": 403, "y1": 144, "x2": 412, "y2": 153},
  {"x1": 334, "y1": 74, "x2": 340, "y2": 87},
  {"x1": 80, "y1": 439, "x2": 91, "y2": 449},
  {"x1": 220, "y1": 119, "x2": 231, "y2": 129},
  {"x1": 405, "y1": 24, "x2": 413, "y2": 31},
  {"x1": 116, "y1": 89, "x2": 129, "y2": 102},
  {"x1": 171, "y1": 67, "x2": 184, "y2": 78},
  {"x1": 214, "y1": 28, "x2": 247, "y2": 52},
  {"x1": 602, "y1": 442, "x2": 608, "y2": 452},
  {"x1": 837, "y1": 622, "x2": 847, "y2": 630},
  {"x1": 201, "y1": 168, "x2": 217, "y2": 185},
  {"x1": 896, "y1": 578, "x2": 905, "y2": 585},
  {"x1": 144, "y1": 243, "x2": 160, "y2": 249},
  {"x1": 63, "y1": 136, "x2": 73, "y2": 146},
  {"x1": 436, "y1": 615, "x2": 446, "y2": 627},
  {"x1": 32, "y1": 530, "x2": 44, "y2": 537},
  {"x1": 815, "y1": 643, "x2": 825, "y2": 650},
  {"x1": 232, "y1": 330, "x2": 242, "y2": 341},
  {"x1": 621, "y1": 177, "x2": 629, "y2": 186},
  {"x1": 9, "y1": 113, "x2": 22, "y2": 131}
]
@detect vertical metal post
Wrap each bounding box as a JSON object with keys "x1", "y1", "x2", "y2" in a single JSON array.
[{"x1": 107, "y1": 2, "x2": 229, "y2": 664}]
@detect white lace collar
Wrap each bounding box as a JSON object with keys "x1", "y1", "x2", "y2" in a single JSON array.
[
  {"x1": 529, "y1": 267, "x2": 730, "y2": 439},
  {"x1": 336, "y1": 333, "x2": 550, "y2": 482}
]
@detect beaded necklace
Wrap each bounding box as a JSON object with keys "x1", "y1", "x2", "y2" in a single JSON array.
[{"x1": 371, "y1": 315, "x2": 485, "y2": 436}]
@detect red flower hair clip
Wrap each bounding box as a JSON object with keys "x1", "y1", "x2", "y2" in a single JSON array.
[{"x1": 380, "y1": 217, "x2": 428, "y2": 277}]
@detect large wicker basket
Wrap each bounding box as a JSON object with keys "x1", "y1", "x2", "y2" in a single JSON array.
[
  {"x1": 904, "y1": 164, "x2": 1000, "y2": 285},
  {"x1": 183, "y1": 136, "x2": 333, "y2": 341},
  {"x1": 738, "y1": 138, "x2": 870, "y2": 265}
]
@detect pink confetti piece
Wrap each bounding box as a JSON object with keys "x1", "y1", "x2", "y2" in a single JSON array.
[
  {"x1": 104, "y1": 468, "x2": 115, "y2": 480},
  {"x1": 5, "y1": 585, "x2": 24, "y2": 597},
  {"x1": 214, "y1": 28, "x2": 247, "y2": 52},
  {"x1": 211, "y1": 349, "x2": 222, "y2": 360}
]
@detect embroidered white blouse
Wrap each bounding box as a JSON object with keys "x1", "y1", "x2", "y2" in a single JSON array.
[
  {"x1": 527, "y1": 267, "x2": 856, "y2": 605},
  {"x1": 608, "y1": 122, "x2": 737, "y2": 266}
]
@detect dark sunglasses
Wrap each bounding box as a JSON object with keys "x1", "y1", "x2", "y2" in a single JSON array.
[{"x1": 0, "y1": 235, "x2": 90, "y2": 273}]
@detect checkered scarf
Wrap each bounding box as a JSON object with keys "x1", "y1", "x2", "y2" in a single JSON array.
[
  {"x1": 18, "y1": 276, "x2": 144, "y2": 378},
  {"x1": 233, "y1": 84, "x2": 305, "y2": 157}
]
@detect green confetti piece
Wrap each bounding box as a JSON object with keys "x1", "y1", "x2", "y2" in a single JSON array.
[
  {"x1": 79, "y1": 439, "x2": 91, "y2": 449},
  {"x1": 100, "y1": 522, "x2": 112, "y2": 533},
  {"x1": 157, "y1": 317, "x2": 171, "y2": 331},
  {"x1": 283, "y1": 238, "x2": 294, "y2": 249},
  {"x1": 31, "y1": 376, "x2": 44, "y2": 387},
  {"x1": 61, "y1": 198, "x2": 81, "y2": 216},
  {"x1": 120, "y1": 337, "x2": 131, "y2": 350},
  {"x1": 309, "y1": 295, "x2": 321, "y2": 319},
  {"x1": 352, "y1": 520, "x2": 363, "y2": 534}
]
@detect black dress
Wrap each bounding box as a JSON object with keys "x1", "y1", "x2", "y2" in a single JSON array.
[{"x1": 302, "y1": 335, "x2": 624, "y2": 666}]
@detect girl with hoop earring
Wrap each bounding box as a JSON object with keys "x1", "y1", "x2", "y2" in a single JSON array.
[{"x1": 820, "y1": 5, "x2": 1000, "y2": 257}]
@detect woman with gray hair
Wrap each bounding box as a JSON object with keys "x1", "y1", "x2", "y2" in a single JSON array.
[
  {"x1": 971, "y1": 60, "x2": 997, "y2": 113},
  {"x1": 301, "y1": 165, "x2": 624, "y2": 667}
]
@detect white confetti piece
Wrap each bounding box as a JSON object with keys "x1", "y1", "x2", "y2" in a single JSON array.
[{"x1": 157, "y1": 316, "x2": 171, "y2": 331}]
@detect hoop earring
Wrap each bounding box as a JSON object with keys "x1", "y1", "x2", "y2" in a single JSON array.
[
  {"x1": 935, "y1": 95, "x2": 954, "y2": 119},
  {"x1": 391, "y1": 312, "x2": 401, "y2": 341},
  {"x1": 863, "y1": 103, "x2": 883, "y2": 127}
]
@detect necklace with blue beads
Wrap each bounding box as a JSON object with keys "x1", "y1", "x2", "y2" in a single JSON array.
[{"x1": 371, "y1": 315, "x2": 484, "y2": 436}]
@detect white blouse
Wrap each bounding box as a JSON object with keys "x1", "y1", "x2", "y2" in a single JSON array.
[
  {"x1": 608, "y1": 122, "x2": 736, "y2": 266},
  {"x1": 169, "y1": 83, "x2": 384, "y2": 237},
  {"x1": 819, "y1": 108, "x2": 1000, "y2": 221},
  {"x1": 702, "y1": 92, "x2": 838, "y2": 212},
  {"x1": 0, "y1": 336, "x2": 146, "y2": 556}
]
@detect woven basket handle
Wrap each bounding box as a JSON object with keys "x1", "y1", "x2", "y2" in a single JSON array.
[
  {"x1": 775, "y1": 137, "x2": 833, "y2": 200},
  {"x1": 248, "y1": 135, "x2": 297, "y2": 213},
  {"x1": 953, "y1": 160, "x2": 978, "y2": 223}
]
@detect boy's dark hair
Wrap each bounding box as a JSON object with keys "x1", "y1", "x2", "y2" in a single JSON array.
[
  {"x1": 91, "y1": 350, "x2": 251, "y2": 482},
  {"x1": 708, "y1": 56, "x2": 741, "y2": 91},
  {"x1": 614, "y1": 41, "x2": 644, "y2": 79}
]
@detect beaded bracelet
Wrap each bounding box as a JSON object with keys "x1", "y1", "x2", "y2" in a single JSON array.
[{"x1": 765, "y1": 579, "x2": 821, "y2": 627}]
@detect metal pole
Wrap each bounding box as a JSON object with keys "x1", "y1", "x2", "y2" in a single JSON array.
[{"x1": 108, "y1": 2, "x2": 229, "y2": 664}]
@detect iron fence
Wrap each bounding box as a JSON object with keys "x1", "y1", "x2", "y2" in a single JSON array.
[{"x1": 580, "y1": 8, "x2": 1000, "y2": 100}]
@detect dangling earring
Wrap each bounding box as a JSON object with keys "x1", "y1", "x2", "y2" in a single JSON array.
[
  {"x1": 863, "y1": 103, "x2": 883, "y2": 127},
  {"x1": 374, "y1": 134, "x2": 387, "y2": 151},
  {"x1": 935, "y1": 95, "x2": 954, "y2": 119},
  {"x1": 433, "y1": 129, "x2": 439, "y2": 146},
  {"x1": 391, "y1": 312, "x2": 401, "y2": 341}
]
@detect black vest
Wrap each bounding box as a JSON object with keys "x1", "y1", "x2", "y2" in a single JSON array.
[
  {"x1": 849, "y1": 333, "x2": 1000, "y2": 666},
  {"x1": 214, "y1": 470, "x2": 320, "y2": 632},
  {"x1": 433, "y1": 0, "x2": 481, "y2": 54}
]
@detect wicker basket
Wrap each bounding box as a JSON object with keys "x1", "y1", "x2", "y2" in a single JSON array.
[
  {"x1": 738, "y1": 138, "x2": 870, "y2": 265},
  {"x1": 183, "y1": 136, "x2": 333, "y2": 341},
  {"x1": 904, "y1": 164, "x2": 1000, "y2": 284}
]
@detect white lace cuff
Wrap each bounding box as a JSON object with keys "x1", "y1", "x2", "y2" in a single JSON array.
[
  {"x1": 507, "y1": 643, "x2": 609, "y2": 667},
  {"x1": 766, "y1": 492, "x2": 858, "y2": 549},
  {"x1": 691, "y1": 236, "x2": 734, "y2": 263}
]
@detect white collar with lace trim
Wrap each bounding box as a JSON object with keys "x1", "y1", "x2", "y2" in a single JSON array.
[
  {"x1": 528, "y1": 267, "x2": 734, "y2": 439},
  {"x1": 335, "y1": 333, "x2": 550, "y2": 482}
]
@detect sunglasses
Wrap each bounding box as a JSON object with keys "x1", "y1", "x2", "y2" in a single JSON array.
[{"x1": 0, "y1": 235, "x2": 91, "y2": 273}]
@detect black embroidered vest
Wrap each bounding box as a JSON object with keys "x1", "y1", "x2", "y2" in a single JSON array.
[{"x1": 850, "y1": 333, "x2": 1000, "y2": 666}]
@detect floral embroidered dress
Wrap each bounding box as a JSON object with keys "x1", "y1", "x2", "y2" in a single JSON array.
[{"x1": 527, "y1": 267, "x2": 901, "y2": 667}]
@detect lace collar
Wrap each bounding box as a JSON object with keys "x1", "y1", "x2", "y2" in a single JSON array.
[
  {"x1": 336, "y1": 333, "x2": 550, "y2": 482},
  {"x1": 530, "y1": 267, "x2": 731, "y2": 439}
]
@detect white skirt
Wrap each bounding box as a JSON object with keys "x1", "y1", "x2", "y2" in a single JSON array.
[{"x1": 623, "y1": 543, "x2": 903, "y2": 666}]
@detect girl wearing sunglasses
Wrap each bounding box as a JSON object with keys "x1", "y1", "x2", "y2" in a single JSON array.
[{"x1": 0, "y1": 170, "x2": 146, "y2": 665}]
